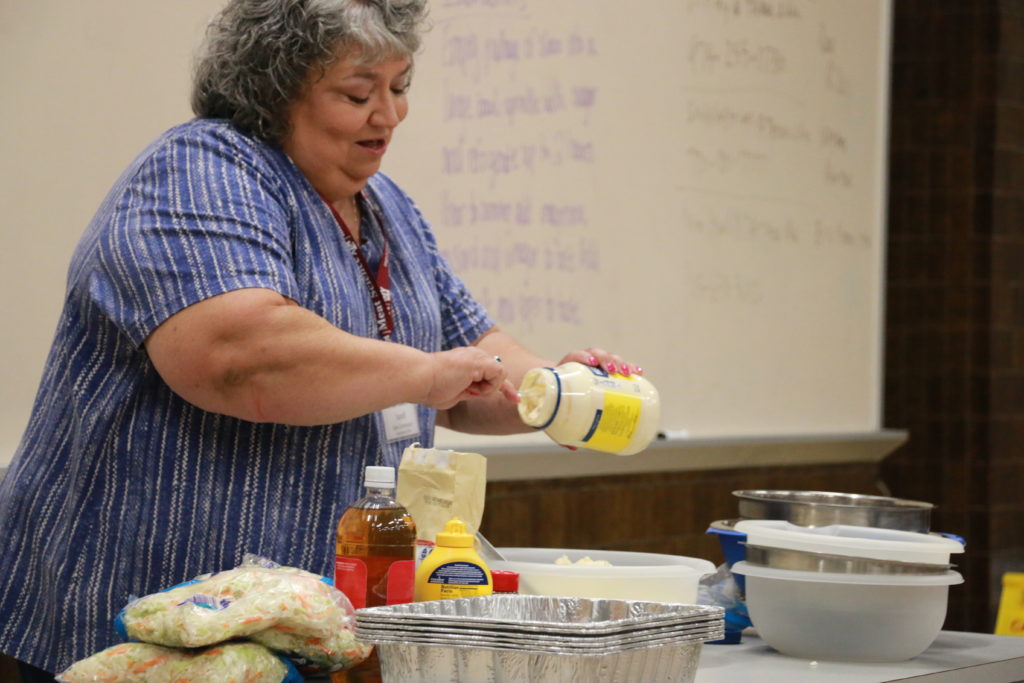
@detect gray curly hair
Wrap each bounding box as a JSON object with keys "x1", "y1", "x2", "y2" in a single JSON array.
[{"x1": 191, "y1": 0, "x2": 429, "y2": 143}]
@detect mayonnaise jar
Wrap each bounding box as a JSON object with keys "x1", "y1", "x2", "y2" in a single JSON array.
[{"x1": 516, "y1": 362, "x2": 660, "y2": 455}]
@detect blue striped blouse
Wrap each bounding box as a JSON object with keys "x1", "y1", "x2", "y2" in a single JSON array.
[{"x1": 0, "y1": 119, "x2": 493, "y2": 672}]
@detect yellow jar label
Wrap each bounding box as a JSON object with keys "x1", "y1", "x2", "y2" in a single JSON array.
[
  {"x1": 584, "y1": 389, "x2": 642, "y2": 452},
  {"x1": 995, "y1": 572, "x2": 1024, "y2": 637}
]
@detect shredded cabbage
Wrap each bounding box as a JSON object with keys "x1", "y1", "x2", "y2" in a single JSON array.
[
  {"x1": 115, "y1": 556, "x2": 371, "y2": 674},
  {"x1": 57, "y1": 641, "x2": 288, "y2": 683}
]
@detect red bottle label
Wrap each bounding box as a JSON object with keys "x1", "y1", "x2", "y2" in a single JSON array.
[
  {"x1": 335, "y1": 556, "x2": 369, "y2": 609},
  {"x1": 385, "y1": 560, "x2": 415, "y2": 605},
  {"x1": 335, "y1": 556, "x2": 415, "y2": 609}
]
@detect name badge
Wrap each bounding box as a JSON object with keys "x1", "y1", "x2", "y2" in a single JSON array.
[{"x1": 382, "y1": 403, "x2": 420, "y2": 442}]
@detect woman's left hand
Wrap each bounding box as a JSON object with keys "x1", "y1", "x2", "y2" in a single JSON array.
[
  {"x1": 557, "y1": 347, "x2": 643, "y2": 377},
  {"x1": 548, "y1": 347, "x2": 642, "y2": 450}
]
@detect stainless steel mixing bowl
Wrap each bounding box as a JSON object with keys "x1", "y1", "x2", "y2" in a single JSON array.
[{"x1": 732, "y1": 490, "x2": 934, "y2": 532}]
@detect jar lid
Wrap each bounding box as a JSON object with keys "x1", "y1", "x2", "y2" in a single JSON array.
[{"x1": 491, "y1": 569, "x2": 519, "y2": 593}]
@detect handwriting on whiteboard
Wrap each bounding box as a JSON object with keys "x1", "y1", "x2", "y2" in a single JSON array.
[
  {"x1": 409, "y1": 0, "x2": 882, "y2": 333},
  {"x1": 424, "y1": 6, "x2": 603, "y2": 332}
]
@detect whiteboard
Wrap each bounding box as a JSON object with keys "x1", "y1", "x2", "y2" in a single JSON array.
[
  {"x1": 386, "y1": 0, "x2": 894, "y2": 443},
  {"x1": 0, "y1": 0, "x2": 892, "y2": 464}
]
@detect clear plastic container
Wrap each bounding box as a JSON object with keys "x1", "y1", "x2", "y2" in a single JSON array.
[
  {"x1": 489, "y1": 548, "x2": 714, "y2": 603},
  {"x1": 732, "y1": 561, "x2": 963, "y2": 662},
  {"x1": 517, "y1": 362, "x2": 660, "y2": 455}
]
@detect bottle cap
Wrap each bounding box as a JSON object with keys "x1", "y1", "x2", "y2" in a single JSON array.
[
  {"x1": 364, "y1": 466, "x2": 395, "y2": 488},
  {"x1": 491, "y1": 569, "x2": 519, "y2": 593},
  {"x1": 435, "y1": 517, "x2": 475, "y2": 548}
]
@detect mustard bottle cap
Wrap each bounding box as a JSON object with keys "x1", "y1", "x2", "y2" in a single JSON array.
[{"x1": 435, "y1": 517, "x2": 475, "y2": 548}]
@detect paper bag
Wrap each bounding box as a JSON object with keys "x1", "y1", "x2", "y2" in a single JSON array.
[{"x1": 396, "y1": 444, "x2": 487, "y2": 545}]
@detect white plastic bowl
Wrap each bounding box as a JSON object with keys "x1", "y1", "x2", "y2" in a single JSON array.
[
  {"x1": 492, "y1": 548, "x2": 715, "y2": 603},
  {"x1": 732, "y1": 561, "x2": 963, "y2": 662}
]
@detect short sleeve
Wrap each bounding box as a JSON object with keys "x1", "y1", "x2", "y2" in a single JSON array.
[
  {"x1": 417, "y1": 210, "x2": 494, "y2": 350},
  {"x1": 433, "y1": 247, "x2": 495, "y2": 349},
  {"x1": 86, "y1": 125, "x2": 300, "y2": 346}
]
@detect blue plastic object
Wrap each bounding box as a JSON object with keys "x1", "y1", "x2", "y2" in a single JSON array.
[
  {"x1": 279, "y1": 655, "x2": 304, "y2": 683},
  {"x1": 935, "y1": 531, "x2": 966, "y2": 548},
  {"x1": 706, "y1": 523, "x2": 747, "y2": 592},
  {"x1": 705, "y1": 522, "x2": 753, "y2": 644}
]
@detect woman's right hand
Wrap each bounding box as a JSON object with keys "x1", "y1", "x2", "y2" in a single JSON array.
[{"x1": 422, "y1": 347, "x2": 518, "y2": 410}]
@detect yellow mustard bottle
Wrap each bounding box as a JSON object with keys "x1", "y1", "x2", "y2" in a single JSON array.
[{"x1": 414, "y1": 517, "x2": 493, "y2": 601}]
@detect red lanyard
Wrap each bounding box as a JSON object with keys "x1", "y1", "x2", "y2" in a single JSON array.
[{"x1": 322, "y1": 192, "x2": 394, "y2": 341}]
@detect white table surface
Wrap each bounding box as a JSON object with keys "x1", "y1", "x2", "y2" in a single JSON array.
[{"x1": 697, "y1": 630, "x2": 1024, "y2": 682}]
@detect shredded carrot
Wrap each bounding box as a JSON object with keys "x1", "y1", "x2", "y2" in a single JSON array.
[
  {"x1": 295, "y1": 591, "x2": 313, "y2": 611},
  {"x1": 130, "y1": 654, "x2": 171, "y2": 673}
]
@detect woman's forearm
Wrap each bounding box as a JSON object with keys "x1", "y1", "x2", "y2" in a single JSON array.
[
  {"x1": 437, "y1": 328, "x2": 551, "y2": 434},
  {"x1": 145, "y1": 287, "x2": 505, "y2": 425}
]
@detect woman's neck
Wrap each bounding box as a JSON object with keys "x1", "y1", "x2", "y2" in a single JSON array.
[{"x1": 332, "y1": 194, "x2": 361, "y2": 241}]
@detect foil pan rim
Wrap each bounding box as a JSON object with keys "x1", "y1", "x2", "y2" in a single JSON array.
[
  {"x1": 355, "y1": 627, "x2": 725, "y2": 655},
  {"x1": 355, "y1": 595, "x2": 724, "y2": 632}
]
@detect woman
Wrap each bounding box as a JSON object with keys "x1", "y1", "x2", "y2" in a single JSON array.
[{"x1": 0, "y1": 0, "x2": 639, "y2": 677}]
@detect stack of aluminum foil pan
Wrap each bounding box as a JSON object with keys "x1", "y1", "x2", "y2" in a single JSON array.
[{"x1": 354, "y1": 595, "x2": 724, "y2": 682}]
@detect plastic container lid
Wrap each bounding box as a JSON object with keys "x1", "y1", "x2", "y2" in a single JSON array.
[
  {"x1": 364, "y1": 466, "x2": 396, "y2": 488},
  {"x1": 733, "y1": 520, "x2": 964, "y2": 565},
  {"x1": 491, "y1": 548, "x2": 715, "y2": 579},
  {"x1": 731, "y1": 561, "x2": 964, "y2": 586}
]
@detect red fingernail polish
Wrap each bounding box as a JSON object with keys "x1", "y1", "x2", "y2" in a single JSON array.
[
  {"x1": 607, "y1": 363, "x2": 616, "y2": 374},
  {"x1": 588, "y1": 356, "x2": 598, "y2": 365}
]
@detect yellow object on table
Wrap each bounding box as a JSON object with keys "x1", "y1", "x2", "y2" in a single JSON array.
[{"x1": 995, "y1": 572, "x2": 1024, "y2": 636}]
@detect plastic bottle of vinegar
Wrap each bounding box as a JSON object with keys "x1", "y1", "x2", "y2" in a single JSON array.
[
  {"x1": 517, "y1": 362, "x2": 660, "y2": 455},
  {"x1": 333, "y1": 466, "x2": 416, "y2": 683}
]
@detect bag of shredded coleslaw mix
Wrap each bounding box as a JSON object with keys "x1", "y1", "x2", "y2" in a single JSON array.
[
  {"x1": 58, "y1": 555, "x2": 370, "y2": 683},
  {"x1": 57, "y1": 641, "x2": 296, "y2": 683}
]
